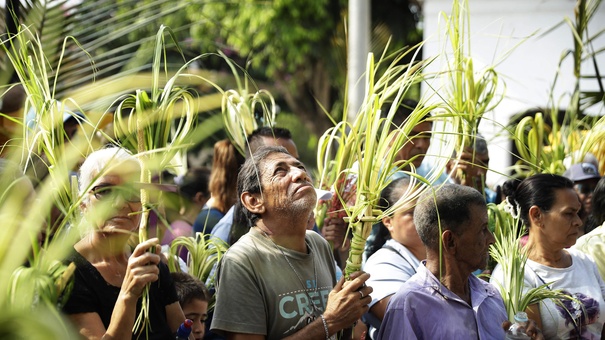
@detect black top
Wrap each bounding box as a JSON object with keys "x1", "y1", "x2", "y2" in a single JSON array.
[{"x1": 62, "y1": 250, "x2": 179, "y2": 339}]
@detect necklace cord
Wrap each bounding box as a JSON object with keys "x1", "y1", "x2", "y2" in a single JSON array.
[{"x1": 261, "y1": 230, "x2": 321, "y2": 313}]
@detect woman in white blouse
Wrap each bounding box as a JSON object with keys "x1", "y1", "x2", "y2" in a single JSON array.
[{"x1": 491, "y1": 174, "x2": 605, "y2": 339}]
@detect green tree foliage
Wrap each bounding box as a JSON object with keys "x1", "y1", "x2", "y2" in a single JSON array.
[
  {"x1": 1, "y1": 0, "x2": 423, "y2": 151},
  {"x1": 183, "y1": 0, "x2": 343, "y2": 137},
  {"x1": 184, "y1": 0, "x2": 422, "y2": 136},
  {"x1": 188, "y1": 0, "x2": 341, "y2": 78}
]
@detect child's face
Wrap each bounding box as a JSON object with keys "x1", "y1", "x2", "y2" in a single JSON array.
[{"x1": 182, "y1": 298, "x2": 208, "y2": 340}]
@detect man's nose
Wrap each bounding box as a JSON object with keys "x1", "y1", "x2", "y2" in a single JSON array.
[{"x1": 291, "y1": 167, "x2": 310, "y2": 182}]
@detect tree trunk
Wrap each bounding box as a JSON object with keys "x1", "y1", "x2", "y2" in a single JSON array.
[{"x1": 274, "y1": 60, "x2": 336, "y2": 138}]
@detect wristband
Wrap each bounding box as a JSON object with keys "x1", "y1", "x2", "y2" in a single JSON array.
[{"x1": 320, "y1": 314, "x2": 330, "y2": 339}]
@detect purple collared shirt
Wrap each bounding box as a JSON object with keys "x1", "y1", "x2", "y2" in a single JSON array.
[{"x1": 378, "y1": 261, "x2": 507, "y2": 340}]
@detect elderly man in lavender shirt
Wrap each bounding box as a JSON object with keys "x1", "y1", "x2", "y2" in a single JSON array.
[{"x1": 378, "y1": 184, "x2": 543, "y2": 340}]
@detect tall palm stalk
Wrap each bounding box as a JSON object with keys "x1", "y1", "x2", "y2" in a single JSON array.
[
  {"x1": 438, "y1": 0, "x2": 503, "y2": 154},
  {"x1": 488, "y1": 0, "x2": 603, "y2": 325},
  {"x1": 561, "y1": 0, "x2": 603, "y2": 114},
  {"x1": 554, "y1": 0, "x2": 603, "y2": 169},
  {"x1": 219, "y1": 52, "x2": 277, "y2": 156},
  {"x1": 317, "y1": 45, "x2": 444, "y2": 278},
  {"x1": 1, "y1": 24, "x2": 92, "y2": 300},
  {"x1": 511, "y1": 0, "x2": 603, "y2": 178},
  {"x1": 0, "y1": 24, "x2": 87, "y2": 339},
  {"x1": 1, "y1": 0, "x2": 194, "y2": 106},
  {"x1": 111, "y1": 25, "x2": 222, "y2": 335}
]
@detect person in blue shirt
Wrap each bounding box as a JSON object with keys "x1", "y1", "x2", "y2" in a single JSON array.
[{"x1": 193, "y1": 139, "x2": 245, "y2": 236}]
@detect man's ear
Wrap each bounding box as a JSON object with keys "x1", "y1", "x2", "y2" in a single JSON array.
[
  {"x1": 241, "y1": 192, "x2": 265, "y2": 215},
  {"x1": 442, "y1": 230, "x2": 457, "y2": 254}
]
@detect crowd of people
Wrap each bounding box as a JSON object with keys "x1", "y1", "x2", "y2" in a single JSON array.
[{"x1": 5, "y1": 98, "x2": 605, "y2": 340}]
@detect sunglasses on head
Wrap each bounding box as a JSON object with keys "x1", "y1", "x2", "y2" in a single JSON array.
[
  {"x1": 90, "y1": 184, "x2": 141, "y2": 203},
  {"x1": 574, "y1": 183, "x2": 597, "y2": 195}
]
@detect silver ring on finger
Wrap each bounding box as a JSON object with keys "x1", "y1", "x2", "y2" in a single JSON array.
[{"x1": 359, "y1": 290, "x2": 364, "y2": 299}]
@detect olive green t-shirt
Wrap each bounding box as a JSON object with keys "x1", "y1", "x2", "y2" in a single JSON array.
[{"x1": 211, "y1": 228, "x2": 337, "y2": 339}]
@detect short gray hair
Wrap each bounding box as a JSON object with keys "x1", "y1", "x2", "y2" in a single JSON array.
[
  {"x1": 414, "y1": 183, "x2": 486, "y2": 251},
  {"x1": 78, "y1": 147, "x2": 140, "y2": 197}
]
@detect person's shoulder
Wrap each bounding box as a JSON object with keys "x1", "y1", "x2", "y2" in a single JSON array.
[
  {"x1": 416, "y1": 161, "x2": 450, "y2": 185},
  {"x1": 65, "y1": 248, "x2": 95, "y2": 271},
  {"x1": 306, "y1": 229, "x2": 329, "y2": 246},
  {"x1": 364, "y1": 247, "x2": 390, "y2": 266},
  {"x1": 364, "y1": 244, "x2": 408, "y2": 267},
  {"x1": 568, "y1": 247, "x2": 599, "y2": 265},
  {"x1": 213, "y1": 207, "x2": 234, "y2": 229},
  {"x1": 390, "y1": 274, "x2": 423, "y2": 298},
  {"x1": 205, "y1": 207, "x2": 226, "y2": 220},
  {"x1": 306, "y1": 230, "x2": 335, "y2": 258},
  {"x1": 209, "y1": 207, "x2": 235, "y2": 241},
  {"x1": 568, "y1": 246, "x2": 589, "y2": 258},
  {"x1": 224, "y1": 231, "x2": 253, "y2": 250},
  {"x1": 196, "y1": 206, "x2": 222, "y2": 221},
  {"x1": 383, "y1": 276, "x2": 427, "y2": 312},
  {"x1": 574, "y1": 225, "x2": 605, "y2": 249},
  {"x1": 65, "y1": 248, "x2": 84, "y2": 263},
  {"x1": 223, "y1": 230, "x2": 271, "y2": 260}
]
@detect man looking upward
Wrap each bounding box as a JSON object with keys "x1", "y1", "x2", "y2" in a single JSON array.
[
  {"x1": 211, "y1": 146, "x2": 372, "y2": 339},
  {"x1": 209, "y1": 126, "x2": 299, "y2": 244}
]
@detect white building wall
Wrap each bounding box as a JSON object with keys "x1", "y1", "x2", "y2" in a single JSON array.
[{"x1": 422, "y1": 0, "x2": 605, "y2": 187}]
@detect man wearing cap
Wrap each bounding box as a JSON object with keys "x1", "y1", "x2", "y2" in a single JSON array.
[{"x1": 564, "y1": 162, "x2": 602, "y2": 224}]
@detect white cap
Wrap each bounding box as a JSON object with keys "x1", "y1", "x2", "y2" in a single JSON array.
[{"x1": 315, "y1": 188, "x2": 333, "y2": 201}]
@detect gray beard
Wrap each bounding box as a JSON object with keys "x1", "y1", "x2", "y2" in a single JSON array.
[{"x1": 274, "y1": 196, "x2": 315, "y2": 221}]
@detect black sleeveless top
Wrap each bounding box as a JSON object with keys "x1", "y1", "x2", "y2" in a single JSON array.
[{"x1": 62, "y1": 250, "x2": 178, "y2": 339}]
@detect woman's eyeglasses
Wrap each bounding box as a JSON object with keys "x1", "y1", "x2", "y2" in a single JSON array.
[{"x1": 90, "y1": 185, "x2": 141, "y2": 203}]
